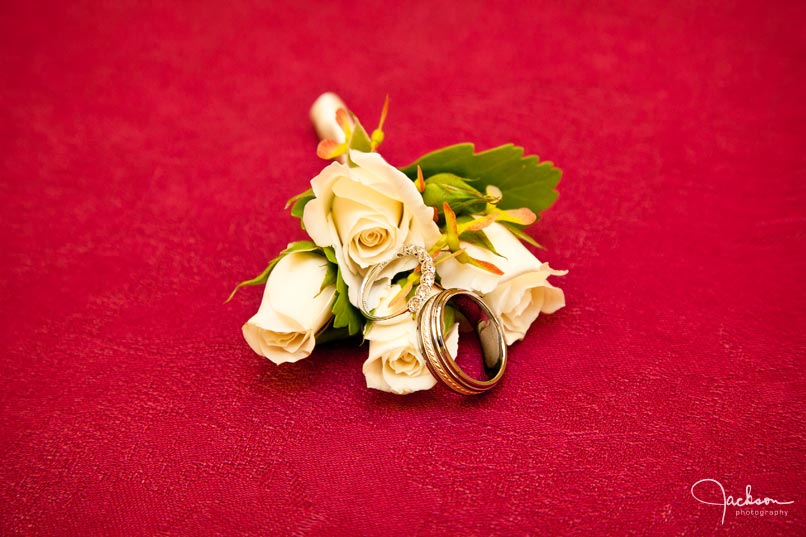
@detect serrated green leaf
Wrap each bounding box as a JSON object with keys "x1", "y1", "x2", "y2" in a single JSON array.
[
  {"x1": 400, "y1": 143, "x2": 561, "y2": 219},
  {"x1": 225, "y1": 240, "x2": 318, "y2": 303},
  {"x1": 321, "y1": 247, "x2": 363, "y2": 335}
]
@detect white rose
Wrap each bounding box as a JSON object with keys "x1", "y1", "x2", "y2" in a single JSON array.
[
  {"x1": 437, "y1": 222, "x2": 567, "y2": 345},
  {"x1": 242, "y1": 250, "x2": 336, "y2": 364},
  {"x1": 362, "y1": 284, "x2": 458, "y2": 395},
  {"x1": 302, "y1": 150, "x2": 441, "y2": 306}
]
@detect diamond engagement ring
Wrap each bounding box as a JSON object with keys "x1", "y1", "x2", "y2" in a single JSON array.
[
  {"x1": 358, "y1": 245, "x2": 437, "y2": 321},
  {"x1": 359, "y1": 245, "x2": 508, "y2": 395}
]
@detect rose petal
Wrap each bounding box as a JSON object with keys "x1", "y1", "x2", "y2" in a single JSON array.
[
  {"x1": 304, "y1": 151, "x2": 441, "y2": 308},
  {"x1": 540, "y1": 282, "x2": 567, "y2": 314},
  {"x1": 363, "y1": 284, "x2": 438, "y2": 394},
  {"x1": 266, "y1": 252, "x2": 336, "y2": 328},
  {"x1": 332, "y1": 176, "x2": 403, "y2": 225},
  {"x1": 241, "y1": 251, "x2": 336, "y2": 364},
  {"x1": 382, "y1": 356, "x2": 436, "y2": 394},
  {"x1": 349, "y1": 150, "x2": 441, "y2": 246},
  {"x1": 362, "y1": 353, "x2": 392, "y2": 392}
]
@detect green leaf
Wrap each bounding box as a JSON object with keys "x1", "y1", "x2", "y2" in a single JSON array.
[
  {"x1": 461, "y1": 252, "x2": 504, "y2": 275},
  {"x1": 316, "y1": 325, "x2": 359, "y2": 345},
  {"x1": 320, "y1": 262, "x2": 338, "y2": 294},
  {"x1": 348, "y1": 117, "x2": 373, "y2": 154},
  {"x1": 224, "y1": 262, "x2": 275, "y2": 304},
  {"x1": 421, "y1": 173, "x2": 488, "y2": 217},
  {"x1": 280, "y1": 240, "x2": 318, "y2": 254},
  {"x1": 498, "y1": 221, "x2": 546, "y2": 249},
  {"x1": 460, "y1": 229, "x2": 502, "y2": 257},
  {"x1": 322, "y1": 246, "x2": 338, "y2": 264},
  {"x1": 287, "y1": 188, "x2": 315, "y2": 220},
  {"x1": 225, "y1": 240, "x2": 318, "y2": 303},
  {"x1": 332, "y1": 270, "x2": 364, "y2": 336},
  {"x1": 399, "y1": 143, "x2": 561, "y2": 219},
  {"x1": 323, "y1": 247, "x2": 364, "y2": 336},
  {"x1": 442, "y1": 304, "x2": 456, "y2": 335}
]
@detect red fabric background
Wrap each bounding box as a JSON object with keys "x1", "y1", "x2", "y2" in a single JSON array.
[{"x1": 1, "y1": 1, "x2": 804, "y2": 535}]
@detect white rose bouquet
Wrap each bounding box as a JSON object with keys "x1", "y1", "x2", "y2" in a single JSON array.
[{"x1": 229, "y1": 93, "x2": 567, "y2": 395}]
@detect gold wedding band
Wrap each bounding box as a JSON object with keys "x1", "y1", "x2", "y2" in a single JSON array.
[
  {"x1": 359, "y1": 247, "x2": 508, "y2": 396},
  {"x1": 417, "y1": 288, "x2": 507, "y2": 395}
]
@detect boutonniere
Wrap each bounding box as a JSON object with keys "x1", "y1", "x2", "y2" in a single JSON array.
[{"x1": 229, "y1": 93, "x2": 567, "y2": 395}]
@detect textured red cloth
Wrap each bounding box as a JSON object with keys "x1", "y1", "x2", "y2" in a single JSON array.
[{"x1": 1, "y1": 1, "x2": 804, "y2": 535}]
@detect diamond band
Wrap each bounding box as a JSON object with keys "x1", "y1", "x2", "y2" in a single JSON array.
[
  {"x1": 358, "y1": 245, "x2": 439, "y2": 321},
  {"x1": 398, "y1": 246, "x2": 436, "y2": 314}
]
